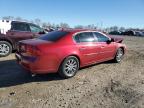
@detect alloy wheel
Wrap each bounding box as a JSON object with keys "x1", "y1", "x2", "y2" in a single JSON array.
[
  {"x1": 116, "y1": 48, "x2": 124, "y2": 62},
  {"x1": 0, "y1": 43, "x2": 10, "y2": 56},
  {"x1": 64, "y1": 58, "x2": 79, "y2": 77}
]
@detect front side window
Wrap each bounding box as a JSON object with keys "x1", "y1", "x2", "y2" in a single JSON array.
[
  {"x1": 39, "y1": 31, "x2": 69, "y2": 41},
  {"x1": 29, "y1": 24, "x2": 43, "y2": 33},
  {"x1": 94, "y1": 32, "x2": 109, "y2": 42},
  {"x1": 11, "y1": 22, "x2": 30, "y2": 32},
  {"x1": 74, "y1": 32, "x2": 96, "y2": 43}
]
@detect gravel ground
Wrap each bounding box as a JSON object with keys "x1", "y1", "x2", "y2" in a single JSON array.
[{"x1": 0, "y1": 36, "x2": 144, "y2": 108}]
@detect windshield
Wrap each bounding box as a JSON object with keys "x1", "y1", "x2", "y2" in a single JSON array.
[{"x1": 39, "y1": 31, "x2": 69, "y2": 41}]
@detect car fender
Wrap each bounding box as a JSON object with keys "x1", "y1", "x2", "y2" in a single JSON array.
[
  {"x1": 115, "y1": 43, "x2": 126, "y2": 55},
  {"x1": 57, "y1": 46, "x2": 81, "y2": 68},
  {"x1": 0, "y1": 34, "x2": 15, "y2": 49}
]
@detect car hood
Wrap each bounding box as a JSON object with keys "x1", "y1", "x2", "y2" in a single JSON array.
[{"x1": 109, "y1": 35, "x2": 124, "y2": 43}]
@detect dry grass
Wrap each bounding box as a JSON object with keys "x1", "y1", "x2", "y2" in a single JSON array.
[{"x1": 0, "y1": 36, "x2": 144, "y2": 108}]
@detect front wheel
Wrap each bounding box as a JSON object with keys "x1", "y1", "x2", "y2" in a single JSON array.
[
  {"x1": 113, "y1": 48, "x2": 124, "y2": 63},
  {"x1": 59, "y1": 56, "x2": 79, "y2": 78},
  {"x1": 0, "y1": 41, "x2": 12, "y2": 57}
]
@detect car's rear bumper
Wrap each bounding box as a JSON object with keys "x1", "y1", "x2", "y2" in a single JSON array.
[{"x1": 15, "y1": 53, "x2": 57, "y2": 74}]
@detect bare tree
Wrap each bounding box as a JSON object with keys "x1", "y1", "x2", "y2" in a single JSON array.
[
  {"x1": 42, "y1": 22, "x2": 48, "y2": 29},
  {"x1": 86, "y1": 24, "x2": 96, "y2": 29},
  {"x1": 59, "y1": 23, "x2": 69, "y2": 28},
  {"x1": 74, "y1": 25, "x2": 84, "y2": 29},
  {"x1": 119, "y1": 27, "x2": 125, "y2": 31},
  {"x1": 47, "y1": 22, "x2": 52, "y2": 27},
  {"x1": 34, "y1": 18, "x2": 42, "y2": 26},
  {"x1": 2, "y1": 16, "x2": 14, "y2": 20},
  {"x1": 15, "y1": 17, "x2": 23, "y2": 21}
]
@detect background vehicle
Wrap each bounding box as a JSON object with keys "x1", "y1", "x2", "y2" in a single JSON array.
[
  {"x1": 109, "y1": 31, "x2": 122, "y2": 35},
  {"x1": 121, "y1": 30, "x2": 135, "y2": 36},
  {"x1": 16, "y1": 29, "x2": 126, "y2": 78},
  {"x1": 142, "y1": 32, "x2": 144, "y2": 36},
  {"x1": 135, "y1": 31, "x2": 144, "y2": 37},
  {"x1": 0, "y1": 20, "x2": 46, "y2": 57}
]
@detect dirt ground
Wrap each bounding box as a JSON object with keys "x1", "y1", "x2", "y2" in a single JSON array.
[{"x1": 0, "y1": 36, "x2": 144, "y2": 108}]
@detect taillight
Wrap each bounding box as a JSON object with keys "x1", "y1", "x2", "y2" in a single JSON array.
[
  {"x1": 26, "y1": 45, "x2": 41, "y2": 56},
  {"x1": 18, "y1": 43, "x2": 41, "y2": 56},
  {"x1": 19, "y1": 44, "x2": 26, "y2": 52},
  {"x1": 21, "y1": 45, "x2": 26, "y2": 51}
]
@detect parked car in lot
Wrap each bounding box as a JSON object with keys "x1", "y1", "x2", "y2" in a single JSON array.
[
  {"x1": 121, "y1": 30, "x2": 135, "y2": 36},
  {"x1": 142, "y1": 32, "x2": 144, "y2": 36},
  {"x1": 135, "y1": 31, "x2": 144, "y2": 37},
  {"x1": 16, "y1": 29, "x2": 126, "y2": 78},
  {"x1": 109, "y1": 31, "x2": 122, "y2": 35},
  {"x1": 121, "y1": 30, "x2": 144, "y2": 37},
  {"x1": 0, "y1": 20, "x2": 46, "y2": 57}
]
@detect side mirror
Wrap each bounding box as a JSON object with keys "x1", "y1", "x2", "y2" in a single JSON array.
[
  {"x1": 107, "y1": 38, "x2": 114, "y2": 44},
  {"x1": 111, "y1": 38, "x2": 114, "y2": 42}
]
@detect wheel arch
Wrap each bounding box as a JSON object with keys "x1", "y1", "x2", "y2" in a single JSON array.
[
  {"x1": 58, "y1": 54, "x2": 81, "y2": 71},
  {"x1": 58, "y1": 54, "x2": 81, "y2": 78},
  {"x1": 0, "y1": 38, "x2": 14, "y2": 50},
  {"x1": 63, "y1": 54, "x2": 81, "y2": 65},
  {"x1": 119, "y1": 46, "x2": 125, "y2": 54}
]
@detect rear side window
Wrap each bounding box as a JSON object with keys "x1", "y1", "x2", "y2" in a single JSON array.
[
  {"x1": 74, "y1": 32, "x2": 96, "y2": 43},
  {"x1": 11, "y1": 22, "x2": 30, "y2": 32},
  {"x1": 94, "y1": 32, "x2": 109, "y2": 42},
  {"x1": 39, "y1": 31, "x2": 69, "y2": 41}
]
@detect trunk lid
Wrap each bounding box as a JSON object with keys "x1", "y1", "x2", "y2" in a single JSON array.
[{"x1": 17, "y1": 39, "x2": 53, "y2": 56}]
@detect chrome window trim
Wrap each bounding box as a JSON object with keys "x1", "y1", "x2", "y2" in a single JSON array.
[{"x1": 72, "y1": 31, "x2": 110, "y2": 44}]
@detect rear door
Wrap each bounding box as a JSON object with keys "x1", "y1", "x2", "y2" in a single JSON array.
[
  {"x1": 93, "y1": 32, "x2": 116, "y2": 61},
  {"x1": 74, "y1": 32, "x2": 101, "y2": 66}
]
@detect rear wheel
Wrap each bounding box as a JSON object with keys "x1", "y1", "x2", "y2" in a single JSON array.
[
  {"x1": 0, "y1": 41, "x2": 12, "y2": 57},
  {"x1": 59, "y1": 56, "x2": 79, "y2": 78},
  {"x1": 113, "y1": 48, "x2": 124, "y2": 63}
]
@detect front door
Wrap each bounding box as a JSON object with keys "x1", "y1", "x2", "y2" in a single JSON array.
[{"x1": 94, "y1": 32, "x2": 116, "y2": 62}]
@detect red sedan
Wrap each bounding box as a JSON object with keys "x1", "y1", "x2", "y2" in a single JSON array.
[{"x1": 15, "y1": 29, "x2": 126, "y2": 78}]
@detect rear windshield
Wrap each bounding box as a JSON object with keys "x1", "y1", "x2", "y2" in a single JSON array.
[{"x1": 39, "y1": 31, "x2": 69, "y2": 41}]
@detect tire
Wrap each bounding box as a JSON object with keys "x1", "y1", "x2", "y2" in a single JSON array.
[
  {"x1": 59, "y1": 56, "x2": 79, "y2": 78},
  {"x1": 113, "y1": 48, "x2": 124, "y2": 63},
  {"x1": 0, "y1": 41, "x2": 12, "y2": 57}
]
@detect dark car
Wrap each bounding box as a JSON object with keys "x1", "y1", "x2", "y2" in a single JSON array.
[
  {"x1": 121, "y1": 30, "x2": 135, "y2": 36},
  {"x1": 109, "y1": 31, "x2": 121, "y2": 35},
  {"x1": 135, "y1": 31, "x2": 144, "y2": 37},
  {"x1": 0, "y1": 20, "x2": 45, "y2": 57},
  {"x1": 142, "y1": 32, "x2": 144, "y2": 36},
  {"x1": 16, "y1": 29, "x2": 126, "y2": 78}
]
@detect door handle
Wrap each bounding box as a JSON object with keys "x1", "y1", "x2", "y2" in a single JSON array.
[
  {"x1": 79, "y1": 47, "x2": 86, "y2": 51},
  {"x1": 11, "y1": 33, "x2": 15, "y2": 35},
  {"x1": 32, "y1": 34, "x2": 37, "y2": 38},
  {"x1": 101, "y1": 46, "x2": 105, "y2": 48}
]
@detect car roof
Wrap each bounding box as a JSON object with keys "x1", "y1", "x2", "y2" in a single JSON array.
[
  {"x1": 60, "y1": 29, "x2": 101, "y2": 34},
  {"x1": 59, "y1": 29, "x2": 109, "y2": 39},
  {"x1": 0, "y1": 20, "x2": 38, "y2": 26},
  {"x1": 11, "y1": 21, "x2": 36, "y2": 25}
]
